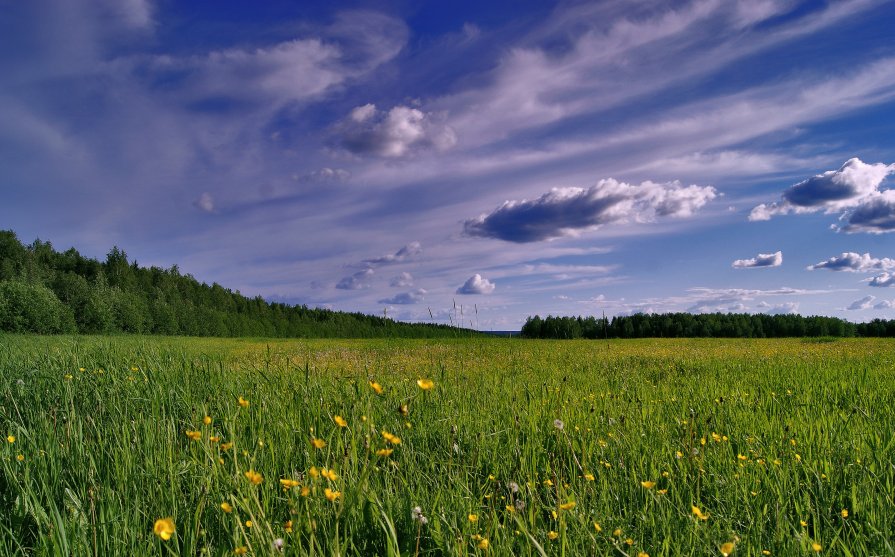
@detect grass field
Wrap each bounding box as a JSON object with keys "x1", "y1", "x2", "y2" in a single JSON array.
[{"x1": 1, "y1": 335, "x2": 893, "y2": 556}]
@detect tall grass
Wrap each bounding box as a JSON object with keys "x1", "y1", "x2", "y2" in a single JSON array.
[{"x1": 0, "y1": 335, "x2": 893, "y2": 555}]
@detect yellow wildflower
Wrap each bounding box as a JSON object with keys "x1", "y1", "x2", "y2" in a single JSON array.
[
  {"x1": 376, "y1": 448, "x2": 394, "y2": 457},
  {"x1": 209, "y1": 436, "x2": 221, "y2": 443},
  {"x1": 238, "y1": 396, "x2": 249, "y2": 408},
  {"x1": 311, "y1": 438, "x2": 326, "y2": 449},
  {"x1": 324, "y1": 487, "x2": 341, "y2": 502},
  {"x1": 559, "y1": 501, "x2": 576, "y2": 510},
  {"x1": 233, "y1": 547, "x2": 247, "y2": 555},
  {"x1": 244, "y1": 470, "x2": 263, "y2": 485},
  {"x1": 811, "y1": 542, "x2": 822, "y2": 552},
  {"x1": 613, "y1": 528, "x2": 622, "y2": 537},
  {"x1": 381, "y1": 431, "x2": 401, "y2": 445},
  {"x1": 203, "y1": 416, "x2": 212, "y2": 425},
  {"x1": 505, "y1": 505, "x2": 515, "y2": 513},
  {"x1": 593, "y1": 522, "x2": 602, "y2": 532},
  {"x1": 584, "y1": 473, "x2": 595, "y2": 481},
  {"x1": 16, "y1": 454, "x2": 24, "y2": 462},
  {"x1": 309, "y1": 466, "x2": 320, "y2": 478},
  {"x1": 547, "y1": 531, "x2": 559, "y2": 540},
  {"x1": 692, "y1": 505, "x2": 709, "y2": 520},
  {"x1": 244, "y1": 520, "x2": 252, "y2": 528},
  {"x1": 6, "y1": 435, "x2": 15, "y2": 444},
  {"x1": 370, "y1": 381, "x2": 383, "y2": 394},
  {"x1": 417, "y1": 379, "x2": 434, "y2": 391},
  {"x1": 468, "y1": 514, "x2": 478, "y2": 522},
  {"x1": 300, "y1": 486, "x2": 310, "y2": 497},
  {"x1": 721, "y1": 541, "x2": 735, "y2": 556},
  {"x1": 478, "y1": 538, "x2": 489, "y2": 550},
  {"x1": 220, "y1": 502, "x2": 233, "y2": 513},
  {"x1": 280, "y1": 478, "x2": 300, "y2": 490},
  {"x1": 841, "y1": 509, "x2": 848, "y2": 518},
  {"x1": 185, "y1": 430, "x2": 202, "y2": 441},
  {"x1": 153, "y1": 517, "x2": 175, "y2": 541},
  {"x1": 641, "y1": 480, "x2": 656, "y2": 489},
  {"x1": 638, "y1": 553, "x2": 649, "y2": 557},
  {"x1": 321, "y1": 468, "x2": 338, "y2": 481},
  {"x1": 334, "y1": 415, "x2": 348, "y2": 428},
  {"x1": 285, "y1": 520, "x2": 293, "y2": 533},
  {"x1": 221, "y1": 442, "x2": 233, "y2": 451}
]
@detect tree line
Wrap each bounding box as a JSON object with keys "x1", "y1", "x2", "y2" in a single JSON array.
[
  {"x1": 0, "y1": 230, "x2": 474, "y2": 338},
  {"x1": 521, "y1": 312, "x2": 895, "y2": 338}
]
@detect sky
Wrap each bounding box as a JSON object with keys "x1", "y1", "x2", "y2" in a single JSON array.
[{"x1": 2, "y1": 0, "x2": 895, "y2": 330}]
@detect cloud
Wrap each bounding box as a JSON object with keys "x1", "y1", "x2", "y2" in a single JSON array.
[
  {"x1": 732, "y1": 251, "x2": 782, "y2": 268},
  {"x1": 457, "y1": 274, "x2": 495, "y2": 295},
  {"x1": 335, "y1": 268, "x2": 373, "y2": 290},
  {"x1": 869, "y1": 273, "x2": 895, "y2": 287},
  {"x1": 874, "y1": 299, "x2": 894, "y2": 309},
  {"x1": 378, "y1": 288, "x2": 426, "y2": 305},
  {"x1": 362, "y1": 242, "x2": 421, "y2": 266},
  {"x1": 807, "y1": 252, "x2": 895, "y2": 272},
  {"x1": 847, "y1": 295, "x2": 876, "y2": 310},
  {"x1": 463, "y1": 179, "x2": 717, "y2": 243},
  {"x1": 764, "y1": 302, "x2": 799, "y2": 315},
  {"x1": 837, "y1": 190, "x2": 895, "y2": 234},
  {"x1": 749, "y1": 158, "x2": 895, "y2": 222},
  {"x1": 337, "y1": 104, "x2": 457, "y2": 158},
  {"x1": 296, "y1": 167, "x2": 351, "y2": 184},
  {"x1": 194, "y1": 192, "x2": 215, "y2": 213},
  {"x1": 390, "y1": 272, "x2": 414, "y2": 287}
]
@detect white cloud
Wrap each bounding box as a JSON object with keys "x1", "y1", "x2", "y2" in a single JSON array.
[
  {"x1": 337, "y1": 104, "x2": 457, "y2": 158},
  {"x1": 390, "y1": 272, "x2": 414, "y2": 287},
  {"x1": 732, "y1": 251, "x2": 782, "y2": 268},
  {"x1": 874, "y1": 299, "x2": 894, "y2": 309},
  {"x1": 749, "y1": 158, "x2": 895, "y2": 222},
  {"x1": 869, "y1": 273, "x2": 895, "y2": 287},
  {"x1": 807, "y1": 252, "x2": 895, "y2": 272},
  {"x1": 764, "y1": 302, "x2": 799, "y2": 315},
  {"x1": 194, "y1": 192, "x2": 215, "y2": 213},
  {"x1": 378, "y1": 288, "x2": 426, "y2": 305},
  {"x1": 837, "y1": 190, "x2": 895, "y2": 234},
  {"x1": 335, "y1": 268, "x2": 373, "y2": 290},
  {"x1": 847, "y1": 295, "x2": 876, "y2": 310},
  {"x1": 463, "y1": 179, "x2": 716, "y2": 243},
  {"x1": 363, "y1": 242, "x2": 421, "y2": 266},
  {"x1": 457, "y1": 274, "x2": 495, "y2": 295},
  {"x1": 296, "y1": 167, "x2": 351, "y2": 184}
]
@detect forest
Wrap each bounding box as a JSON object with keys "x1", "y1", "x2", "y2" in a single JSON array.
[
  {"x1": 0, "y1": 230, "x2": 470, "y2": 337},
  {"x1": 520, "y1": 312, "x2": 895, "y2": 338}
]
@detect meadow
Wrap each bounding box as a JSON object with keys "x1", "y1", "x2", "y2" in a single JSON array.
[{"x1": 0, "y1": 335, "x2": 893, "y2": 556}]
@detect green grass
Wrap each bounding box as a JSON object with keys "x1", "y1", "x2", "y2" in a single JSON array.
[{"x1": 1, "y1": 335, "x2": 894, "y2": 555}]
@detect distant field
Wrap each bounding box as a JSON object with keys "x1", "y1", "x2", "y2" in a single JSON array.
[{"x1": 1, "y1": 336, "x2": 893, "y2": 555}]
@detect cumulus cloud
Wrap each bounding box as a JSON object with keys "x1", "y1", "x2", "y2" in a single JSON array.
[
  {"x1": 847, "y1": 295, "x2": 876, "y2": 310},
  {"x1": 457, "y1": 274, "x2": 495, "y2": 295},
  {"x1": 749, "y1": 158, "x2": 895, "y2": 227},
  {"x1": 807, "y1": 252, "x2": 895, "y2": 272},
  {"x1": 194, "y1": 192, "x2": 215, "y2": 213},
  {"x1": 463, "y1": 179, "x2": 717, "y2": 243},
  {"x1": 337, "y1": 104, "x2": 457, "y2": 158},
  {"x1": 837, "y1": 190, "x2": 895, "y2": 234},
  {"x1": 378, "y1": 288, "x2": 426, "y2": 305},
  {"x1": 363, "y1": 242, "x2": 421, "y2": 266},
  {"x1": 390, "y1": 272, "x2": 414, "y2": 287},
  {"x1": 765, "y1": 302, "x2": 799, "y2": 315},
  {"x1": 869, "y1": 273, "x2": 895, "y2": 287},
  {"x1": 875, "y1": 300, "x2": 894, "y2": 309},
  {"x1": 335, "y1": 268, "x2": 373, "y2": 290},
  {"x1": 732, "y1": 251, "x2": 782, "y2": 268}
]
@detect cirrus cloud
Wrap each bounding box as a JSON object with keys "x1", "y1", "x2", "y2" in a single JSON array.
[{"x1": 463, "y1": 178, "x2": 717, "y2": 243}]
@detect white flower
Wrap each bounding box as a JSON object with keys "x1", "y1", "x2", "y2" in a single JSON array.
[{"x1": 553, "y1": 419, "x2": 565, "y2": 431}]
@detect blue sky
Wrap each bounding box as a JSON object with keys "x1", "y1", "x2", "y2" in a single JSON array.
[{"x1": 3, "y1": 0, "x2": 895, "y2": 329}]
